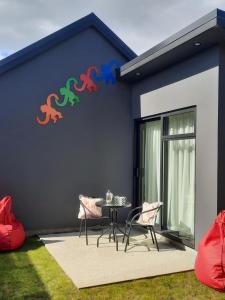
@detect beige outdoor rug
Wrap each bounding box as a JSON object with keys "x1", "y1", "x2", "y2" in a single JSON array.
[{"x1": 39, "y1": 230, "x2": 196, "y2": 288}]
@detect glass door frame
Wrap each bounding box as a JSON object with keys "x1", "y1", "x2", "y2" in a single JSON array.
[{"x1": 134, "y1": 106, "x2": 196, "y2": 248}]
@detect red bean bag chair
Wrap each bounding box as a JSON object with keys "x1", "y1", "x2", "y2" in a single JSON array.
[
  {"x1": 195, "y1": 211, "x2": 225, "y2": 291},
  {"x1": 0, "y1": 196, "x2": 25, "y2": 251}
]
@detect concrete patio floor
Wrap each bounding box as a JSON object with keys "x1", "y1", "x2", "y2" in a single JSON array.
[{"x1": 39, "y1": 230, "x2": 196, "y2": 288}]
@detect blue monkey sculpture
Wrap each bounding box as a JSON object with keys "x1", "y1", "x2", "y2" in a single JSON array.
[{"x1": 93, "y1": 59, "x2": 122, "y2": 85}]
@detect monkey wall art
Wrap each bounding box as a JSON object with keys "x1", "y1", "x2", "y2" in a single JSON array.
[{"x1": 36, "y1": 59, "x2": 122, "y2": 126}]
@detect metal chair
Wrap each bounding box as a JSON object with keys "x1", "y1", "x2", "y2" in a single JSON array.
[
  {"x1": 123, "y1": 202, "x2": 163, "y2": 252},
  {"x1": 78, "y1": 196, "x2": 109, "y2": 245}
]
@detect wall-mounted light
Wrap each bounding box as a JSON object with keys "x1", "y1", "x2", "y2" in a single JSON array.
[
  {"x1": 194, "y1": 42, "x2": 201, "y2": 47},
  {"x1": 136, "y1": 72, "x2": 141, "y2": 76}
]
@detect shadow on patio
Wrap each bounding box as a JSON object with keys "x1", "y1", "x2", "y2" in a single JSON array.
[{"x1": 0, "y1": 238, "x2": 51, "y2": 299}]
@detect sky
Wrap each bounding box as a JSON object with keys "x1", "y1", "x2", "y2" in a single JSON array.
[{"x1": 1, "y1": 0, "x2": 225, "y2": 59}]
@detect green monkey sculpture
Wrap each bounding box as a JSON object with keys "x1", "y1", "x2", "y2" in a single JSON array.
[{"x1": 56, "y1": 77, "x2": 80, "y2": 107}]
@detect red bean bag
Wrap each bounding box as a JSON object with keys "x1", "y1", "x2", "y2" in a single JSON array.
[
  {"x1": 195, "y1": 211, "x2": 225, "y2": 291},
  {"x1": 0, "y1": 196, "x2": 25, "y2": 251}
]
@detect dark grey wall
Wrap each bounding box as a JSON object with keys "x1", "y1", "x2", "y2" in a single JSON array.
[
  {"x1": 131, "y1": 47, "x2": 219, "y2": 249},
  {"x1": 218, "y1": 45, "x2": 225, "y2": 214},
  {"x1": 0, "y1": 28, "x2": 133, "y2": 231}
]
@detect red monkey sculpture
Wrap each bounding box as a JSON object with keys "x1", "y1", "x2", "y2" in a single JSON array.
[{"x1": 74, "y1": 66, "x2": 99, "y2": 93}]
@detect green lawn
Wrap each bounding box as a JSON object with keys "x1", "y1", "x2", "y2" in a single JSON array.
[{"x1": 0, "y1": 237, "x2": 224, "y2": 300}]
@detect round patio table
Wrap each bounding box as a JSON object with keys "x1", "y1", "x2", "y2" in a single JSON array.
[{"x1": 96, "y1": 200, "x2": 131, "y2": 251}]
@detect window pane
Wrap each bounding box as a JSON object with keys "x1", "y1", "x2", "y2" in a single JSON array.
[
  {"x1": 166, "y1": 138, "x2": 195, "y2": 241},
  {"x1": 139, "y1": 120, "x2": 161, "y2": 204},
  {"x1": 167, "y1": 111, "x2": 194, "y2": 135}
]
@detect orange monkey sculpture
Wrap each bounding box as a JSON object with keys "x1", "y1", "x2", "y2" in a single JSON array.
[{"x1": 36, "y1": 93, "x2": 63, "y2": 125}]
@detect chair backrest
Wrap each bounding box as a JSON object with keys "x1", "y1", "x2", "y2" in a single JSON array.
[
  {"x1": 151, "y1": 202, "x2": 163, "y2": 225},
  {"x1": 78, "y1": 195, "x2": 102, "y2": 219},
  {"x1": 139, "y1": 202, "x2": 163, "y2": 226}
]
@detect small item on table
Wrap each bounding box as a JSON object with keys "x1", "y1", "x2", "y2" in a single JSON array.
[
  {"x1": 106, "y1": 190, "x2": 113, "y2": 204},
  {"x1": 114, "y1": 196, "x2": 127, "y2": 206}
]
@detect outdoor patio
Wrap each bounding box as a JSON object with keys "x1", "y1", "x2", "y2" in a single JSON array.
[{"x1": 40, "y1": 229, "x2": 196, "y2": 288}]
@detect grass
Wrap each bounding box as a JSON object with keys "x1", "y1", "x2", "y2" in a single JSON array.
[{"x1": 0, "y1": 237, "x2": 225, "y2": 299}]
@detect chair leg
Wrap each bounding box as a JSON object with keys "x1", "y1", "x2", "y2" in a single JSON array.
[
  {"x1": 143, "y1": 233, "x2": 148, "y2": 239},
  {"x1": 122, "y1": 223, "x2": 127, "y2": 243},
  {"x1": 151, "y1": 226, "x2": 159, "y2": 251},
  {"x1": 79, "y1": 219, "x2": 83, "y2": 237},
  {"x1": 124, "y1": 225, "x2": 132, "y2": 252},
  {"x1": 113, "y1": 227, "x2": 116, "y2": 242},
  {"x1": 149, "y1": 227, "x2": 155, "y2": 244},
  {"x1": 84, "y1": 219, "x2": 88, "y2": 245}
]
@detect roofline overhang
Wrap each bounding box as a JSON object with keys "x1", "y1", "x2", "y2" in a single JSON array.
[
  {"x1": 120, "y1": 8, "x2": 225, "y2": 82},
  {"x1": 0, "y1": 13, "x2": 136, "y2": 77}
]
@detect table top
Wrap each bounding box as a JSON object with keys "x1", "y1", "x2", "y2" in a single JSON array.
[{"x1": 96, "y1": 200, "x2": 131, "y2": 208}]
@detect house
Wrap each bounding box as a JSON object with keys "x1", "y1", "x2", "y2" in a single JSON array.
[{"x1": 1, "y1": 9, "x2": 225, "y2": 249}]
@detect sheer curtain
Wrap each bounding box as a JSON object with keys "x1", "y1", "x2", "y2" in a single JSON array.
[
  {"x1": 141, "y1": 120, "x2": 161, "y2": 204},
  {"x1": 167, "y1": 113, "x2": 195, "y2": 237}
]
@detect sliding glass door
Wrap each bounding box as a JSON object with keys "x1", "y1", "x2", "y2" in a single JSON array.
[
  {"x1": 163, "y1": 111, "x2": 195, "y2": 244},
  {"x1": 139, "y1": 120, "x2": 161, "y2": 204},
  {"x1": 137, "y1": 108, "x2": 196, "y2": 247}
]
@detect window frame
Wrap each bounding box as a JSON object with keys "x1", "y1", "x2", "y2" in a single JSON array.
[{"x1": 162, "y1": 107, "x2": 196, "y2": 140}]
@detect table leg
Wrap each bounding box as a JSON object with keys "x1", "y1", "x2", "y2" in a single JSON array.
[
  {"x1": 109, "y1": 209, "x2": 112, "y2": 242},
  {"x1": 97, "y1": 208, "x2": 115, "y2": 247},
  {"x1": 97, "y1": 228, "x2": 110, "y2": 247},
  {"x1": 97, "y1": 207, "x2": 127, "y2": 251},
  {"x1": 113, "y1": 209, "x2": 116, "y2": 242}
]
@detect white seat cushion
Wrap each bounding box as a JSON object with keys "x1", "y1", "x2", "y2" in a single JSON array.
[
  {"x1": 137, "y1": 202, "x2": 162, "y2": 226},
  {"x1": 78, "y1": 195, "x2": 102, "y2": 219}
]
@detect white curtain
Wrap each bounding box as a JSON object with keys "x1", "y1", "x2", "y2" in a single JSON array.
[
  {"x1": 142, "y1": 120, "x2": 161, "y2": 203},
  {"x1": 167, "y1": 113, "x2": 195, "y2": 237}
]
